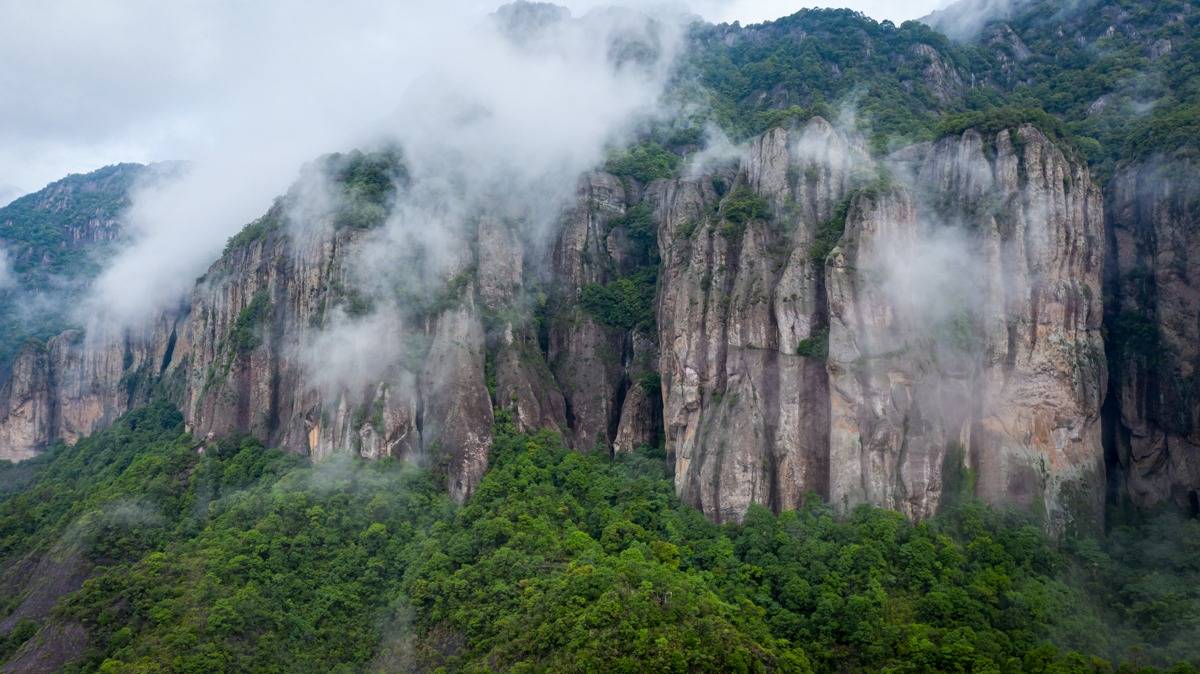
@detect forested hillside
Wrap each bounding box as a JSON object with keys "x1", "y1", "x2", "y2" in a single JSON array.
[
  {"x1": 685, "y1": 1, "x2": 1199, "y2": 167},
  {"x1": 0, "y1": 403, "x2": 1197, "y2": 671}
]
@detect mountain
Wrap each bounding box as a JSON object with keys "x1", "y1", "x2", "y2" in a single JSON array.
[
  {"x1": 4, "y1": 0, "x2": 1190, "y2": 527},
  {"x1": 0, "y1": 163, "x2": 189, "y2": 372},
  {"x1": 0, "y1": 120, "x2": 1110, "y2": 533},
  {"x1": 0, "y1": 0, "x2": 1199, "y2": 670}
]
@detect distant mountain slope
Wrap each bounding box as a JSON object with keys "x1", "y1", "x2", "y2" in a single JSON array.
[
  {"x1": 680, "y1": 8, "x2": 983, "y2": 148},
  {"x1": 682, "y1": 0, "x2": 1198, "y2": 176},
  {"x1": 0, "y1": 163, "x2": 173, "y2": 367}
]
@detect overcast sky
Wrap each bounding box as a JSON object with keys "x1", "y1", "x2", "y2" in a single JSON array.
[{"x1": 0, "y1": 0, "x2": 948, "y2": 200}]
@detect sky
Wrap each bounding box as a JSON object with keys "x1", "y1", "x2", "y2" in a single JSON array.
[{"x1": 0, "y1": 0, "x2": 949, "y2": 200}]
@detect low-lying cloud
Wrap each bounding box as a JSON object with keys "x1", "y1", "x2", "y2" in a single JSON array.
[
  {"x1": 75, "y1": 1, "x2": 684, "y2": 335},
  {"x1": 0, "y1": 246, "x2": 13, "y2": 291}
]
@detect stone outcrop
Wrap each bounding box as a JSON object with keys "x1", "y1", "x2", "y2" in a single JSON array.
[
  {"x1": 656, "y1": 120, "x2": 867, "y2": 522},
  {"x1": 1107, "y1": 160, "x2": 1200, "y2": 513},
  {"x1": 0, "y1": 321, "x2": 169, "y2": 462},
  {"x1": 0, "y1": 160, "x2": 660, "y2": 502},
  {"x1": 828, "y1": 126, "x2": 1107, "y2": 532},
  {"x1": 0, "y1": 343, "x2": 52, "y2": 461},
  {"x1": 656, "y1": 120, "x2": 1106, "y2": 531},
  {"x1": 547, "y1": 173, "x2": 635, "y2": 451}
]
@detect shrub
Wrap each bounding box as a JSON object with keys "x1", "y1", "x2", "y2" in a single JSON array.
[
  {"x1": 604, "y1": 142, "x2": 680, "y2": 183},
  {"x1": 795, "y1": 327, "x2": 829, "y2": 359},
  {"x1": 579, "y1": 269, "x2": 657, "y2": 333},
  {"x1": 721, "y1": 187, "x2": 770, "y2": 227},
  {"x1": 608, "y1": 203, "x2": 658, "y2": 263},
  {"x1": 810, "y1": 195, "x2": 852, "y2": 263},
  {"x1": 230, "y1": 291, "x2": 271, "y2": 353}
]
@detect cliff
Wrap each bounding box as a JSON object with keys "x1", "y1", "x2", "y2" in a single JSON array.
[
  {"x1": 652, "y1": 120, "x2": 1106, "y2": 531},
  {"x1": 0, "y1": 119, "x2": 1120, "y2": 535},
  {"x1": 1107, "y1": 159, "x2": 1200, "y2": 513}
]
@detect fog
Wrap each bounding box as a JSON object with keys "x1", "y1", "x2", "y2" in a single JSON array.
[
  {"x1": 0, "y1": 247, "x2": 13, "y2": 290},
  {"x1": 38, "y1": 1, "x2": 676, "y2": 333},
  {"x1": 284, "y1": 2, "x2": 683, "y2": 396},
  {"x1": 921, "y1": 0, "x2": 1022, "y2": 40},
  {"x1": 62, "y1": 1, "x2": 465, "y2": 328},
  {"x1": 0, "y1": 0, "x2": 962, "y2": 331}
]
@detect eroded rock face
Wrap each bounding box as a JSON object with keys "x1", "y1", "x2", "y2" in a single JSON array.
[
  {"x1": 0, "y1": 163, "x2": 665, "y2": 502},
  {"x1": 826, "y1": 189, "x2": 946, "y2": 520},
  {"x1": 657, "y1": 119, "x2": 867, "y2": 522},
  {"x1": 654, "y1": 121, "x2": 1107, "y2": 530},
  {"x1": 169, "y1": 206, "x2": 496, "y2": 500},
  {"x1": 0, "y1": 344, "x2": 52, "y2": 461},
  {"x1": 828, "y1": 126, "x2": 1107, "y2": 532},
  {"x1": 0, "y1": 321, "x2": 171, "y2": 462},
  {"x1": 547, "y1": 173, "x2": 646, "y2": 452},
  {"x1": 0, "y1": 122, "x2": 1118, "y2": 528},
  {"x1": 422, "y1": 302, "x2": 494, "y2": 503},
  {"x1": 1107, "y1": 160, "x2": 1200, "y2": 512}
]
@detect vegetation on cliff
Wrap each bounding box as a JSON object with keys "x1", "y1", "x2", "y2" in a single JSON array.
[{"x1": 685, "y1": 1, "x2": 1199, "y2": 175}]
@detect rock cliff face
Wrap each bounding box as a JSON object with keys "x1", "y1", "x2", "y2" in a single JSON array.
[
  {"x1": 655, "y1": 120, "x2": 866, "y2": 522},
  {"x1": 165, "y1": 199, "x2": 498, "y2": 501},
  {"x1": 827, "y1": 127, "x2": 1106, "y2": 532},
  {"x1": 653, "y1": 120, "x2": 1106, "y2": 530},
  {"x1": 0, "y1": 321, "x2": 167, "y2": 462},
  {"x1": 1107, "y1": 160, "x2": 1200, "y2": 513},
  {"x1": 0, "y1": 121, "x2": 1138, "y2": 529},
  {"x1": 0, "y1": 156, "x2": 660, "y2": 501},
  {"x1": 548, "y1": 174, "x2": 633, "y2": 451}
]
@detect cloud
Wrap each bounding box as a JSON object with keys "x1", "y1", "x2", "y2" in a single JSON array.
[
  {"x1": 865, "y1": 221, "x2": 984, "y2": 334},
  {"x1": 685, "y1": 123, "x2": 744, "y2": 177},
  {"x1": 14, "y1": 0, "x2": 936, "y2": 336},
  {"x1": 920, "y1": 0, "x2": 1087, "y2": 41},
  {"x1": 0, "y1": 0, "x2": 953, "y2": 196},
  {"x1": 298, "y1": 308, "x2": 413, "y2": 399},
  {"x1": 68, "y1": 2, "x2": 681, "y2": 332},
  {"x1": 0, "y1": 246, "x2": 13, "y2": 290},
  {"x1": 239, "y1": 3, "x2": 686, "y2": 399},
  {"x1": 0, "y1": 185, "x2": 22, "y2": 208}
]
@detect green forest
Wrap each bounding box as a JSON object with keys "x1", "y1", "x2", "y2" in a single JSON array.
[{"x1": 0, "y1": 403, "x2": 1196, "y2": 672}]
